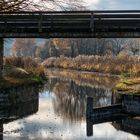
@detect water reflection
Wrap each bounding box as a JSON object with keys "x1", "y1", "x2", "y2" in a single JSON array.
[
  {"x1": 0, "y1": 85, "x2": 40, "y2": 140},
  {"x1": 86, "y1": 96, "x2": 140, "y2": 137},
  {"x1": 0, "y1": 69, "x2": 139, "y2": 139},
  {"x1": 87, "y1": 116, "x2": 140, "y2": 138},
  {"x1": 45, "y1": 69, "x2": 140, "y2": 139},
  {"x1": 47, "y1": 78, "x2": 117, "y2": 122},
  {"x1": 46, "y1": 68, "x2": 119, "y2": 89},
  {"x1": 113, "y1": 117, "x2": 140, "y2": 136}
]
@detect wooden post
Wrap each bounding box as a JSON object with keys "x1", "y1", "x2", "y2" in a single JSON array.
[
  {"x1": 0, "y1": 38, "x2": 4, "y2": 79},
  {"x1": 86, "y1": 97, "x2": 93, "y2": 118},
  {"x1": 111, "y1": 89, "x2": 115, "y2": 104},
  {"x1": 86, "y1": 118, "x2": 93, "y2": 137},
  {"x1": 86, "y1": 97, "x2": 93, "y2": 136}
]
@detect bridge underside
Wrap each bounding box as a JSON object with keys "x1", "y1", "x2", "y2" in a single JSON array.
[{"x1": 1, "y1": 10, "x2": 140, "y2": 38}]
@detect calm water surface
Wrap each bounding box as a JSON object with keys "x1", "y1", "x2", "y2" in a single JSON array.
[{"x1": 0, "y1": 69, "x2": 139, "y2": 140}]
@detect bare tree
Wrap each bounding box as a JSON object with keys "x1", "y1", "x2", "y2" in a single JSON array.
[
  {"x1": 0, "y1": 0, "x2": 85, "y2": 12},
  {"x1": 12, "y1": 38, "x2": 37, "y2": 57},
  {"x1": 110, "y1": 38, "x2": 127, "y2": 55},
  {"x1": 127, "y1": 39, "x2": 140, "y2": 55}
]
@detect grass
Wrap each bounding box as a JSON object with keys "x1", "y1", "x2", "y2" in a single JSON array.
[
  {"x1": 0, "y1": 76, "x2": 44, "y2": 90},
  {"x1": 0, "y1": 57, "x2": 47, "y2": 89},
  {"x1": 43, "y1": 54, "x2": 140, "y2": 95},
  {"x1": 121, "y1": 78, "x2": 140, "y2": 85},
  {"x1": 115, "y1": 78, "x2": 140, "y2": 95},
  {"x1": 42, "y1": 54, "x2": 140, "y2": 77},
  {"x1": 4, "y1": 56, "x2": 46, "y2": 78},
  {"x1": 46, "y1": 68, "x2": 140, "y2": 95}
]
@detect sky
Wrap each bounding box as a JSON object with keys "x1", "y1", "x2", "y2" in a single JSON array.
[{"x1": 85, "y1": 0, "x2": 140, "y2": 10}]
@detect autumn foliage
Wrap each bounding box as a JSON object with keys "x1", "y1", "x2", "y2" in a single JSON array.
[
  {"x1": 42, "y1": 54, "x2": 140, "y2": 77},
  {"x1": 4, "y1": 57, "x2": 45, "y2": 77}
]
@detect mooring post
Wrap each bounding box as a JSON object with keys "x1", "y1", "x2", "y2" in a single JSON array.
[
  {"x1": 86, "y1": 117, "x2": 93, "y2": 137},
  {"x1": 86, "y1": 97, "x2": 93, "y2": 136},
  {"x1": 111, "y1": 89, "x2": 115, "y2": 104},
  {"x1": 0, "y1": 38, "x2": 4, "y2": 79},
  {"x1": 86, "y1": 97, "x2": 93, "y2": 118}
]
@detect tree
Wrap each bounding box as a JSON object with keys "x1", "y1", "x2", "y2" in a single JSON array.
[
  {"x1": 0, "y1": 0, "x2": 85, "y2": 12},
  {"x1": 0, "y1": 0, "x2": 86, "y2": 79},
  {"x1": 12, "y1": 38, "x2": 37, "y2": 57},
  {"x1": 127, "y1": 39, "x2": 140, "y2": 55},
  {"x1": 50, "y1": 39, "x2": 71, "y2": 57},
  {"x1": 35, "y1": 40, "x2": 50, "y2": 59},
  {"x1": 110, "y1": 38, "x2": 127, "y2": 55}
]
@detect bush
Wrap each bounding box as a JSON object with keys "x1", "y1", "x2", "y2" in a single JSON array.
[
  {"x1": 4, "y1": 57, "x2": 45, "y2": 77},
  {"x1": 42, "y1": 55, "x2": 140, "y2": 77}
]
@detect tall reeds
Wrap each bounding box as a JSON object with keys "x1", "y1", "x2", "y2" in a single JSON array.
[
  {"x1": 4, "y1": 57, "x2": 45, "y2": 77},
  {"x1": 42, "y1": 54, "x2": 140, "y2": 77}
]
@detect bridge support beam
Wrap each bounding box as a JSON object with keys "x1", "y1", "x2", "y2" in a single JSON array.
[{"x1": 0, "y1": 38, "x2": 4, "y2": 79}]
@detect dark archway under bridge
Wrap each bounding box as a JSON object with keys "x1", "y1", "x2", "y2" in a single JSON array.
[{"x1": 1, "y1": 10, "x2": 140, "y2": 77}]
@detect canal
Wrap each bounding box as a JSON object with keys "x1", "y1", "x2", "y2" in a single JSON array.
[{"x1": 0, "y1": 69, "x2": 139, "y2": 140}]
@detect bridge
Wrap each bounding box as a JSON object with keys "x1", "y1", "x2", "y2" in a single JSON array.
[
  {"x1": 1, "y1": 10, "x2": 140, "y2": 77},
  {"x1": 1, "y1": 10, "x2": 140, "y2": 38}
]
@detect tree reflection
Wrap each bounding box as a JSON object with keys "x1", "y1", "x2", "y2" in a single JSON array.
[{"x1": 46, "y1": 77, "x2": 119, "y2": 123}]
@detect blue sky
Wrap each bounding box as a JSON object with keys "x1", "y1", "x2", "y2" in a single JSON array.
[{"x1": 86, "y1": 0, "x2": 140, "y2": 10}]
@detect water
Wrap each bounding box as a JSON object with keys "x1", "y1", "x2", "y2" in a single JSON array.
[{"x1": 0, "y1": 69, "x2": 139, "y2": 140}]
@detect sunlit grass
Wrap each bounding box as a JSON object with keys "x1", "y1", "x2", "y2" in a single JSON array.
[
  {"x1": 115, "y1": 78, "x2": 140, "y2": 95},
  {"x1": 4, "y1": 57, "x2": 46, "y2": 78},
  {"x1": 0, "y1": 57, "x2": 47, "y2": 89},
  {"x1": 43, "y1": 54, "x2": 140, "y2": 77}
]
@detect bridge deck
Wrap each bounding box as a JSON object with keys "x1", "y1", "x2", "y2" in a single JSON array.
[{"x1": 1, "y1": 10, "x2": 140, "y2": 38}]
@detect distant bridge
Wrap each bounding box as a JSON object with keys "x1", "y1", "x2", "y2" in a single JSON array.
[{"x1": 1, "y1": 10, "x2": 140, "y2": 38}]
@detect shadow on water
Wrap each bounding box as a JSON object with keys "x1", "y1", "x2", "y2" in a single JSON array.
[{"x1": 0, "y1": 85, "x2": 41, "y2": 140}]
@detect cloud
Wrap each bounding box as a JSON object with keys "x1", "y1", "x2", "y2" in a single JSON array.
[{"x1": 86, "y1": 0, "x2": 140, "y2": 10}]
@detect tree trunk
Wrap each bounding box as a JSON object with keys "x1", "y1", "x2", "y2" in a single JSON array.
[
  {"x1": 71, "y1": 44, "x2": 75, "y2": 57},
  {"x1": 0, "y1": 38, "x2": 3, "y2": 79}
]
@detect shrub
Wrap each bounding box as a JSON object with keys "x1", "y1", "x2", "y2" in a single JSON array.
[
  {"x1": 42, "y1": 55, "x2": 140, "y2": 77},
  {"x1": 4, "y1": 57, "x2": 45, "y2": 77}
]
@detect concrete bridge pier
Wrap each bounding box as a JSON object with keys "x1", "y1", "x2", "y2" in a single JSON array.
[{"x1": 0, "y1": 38, "x2": 4, "y2": 79}]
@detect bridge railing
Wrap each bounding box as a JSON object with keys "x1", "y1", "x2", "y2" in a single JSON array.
[{"x1": 0, "y1": 10, "x2": 140, "y2": 38}]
